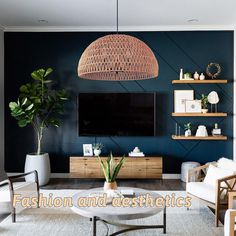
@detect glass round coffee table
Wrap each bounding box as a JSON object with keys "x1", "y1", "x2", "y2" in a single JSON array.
[{"x1": 71, "y1": 187, "x2": 166, "y2": 236}]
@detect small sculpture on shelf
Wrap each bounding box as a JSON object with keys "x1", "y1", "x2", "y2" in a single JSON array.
[
  {"x1": 184, "y1": 122, "x2": 192, "y2": 137},
  {"x1": 207, "y1": 91, "x2": 219, "y2": 113},
  {"x1": 196, "y1": 125, "x2": 208, "y2": 137},
  {"x1": 129, "y1": 147, "x2": 145, "y2": 157}
]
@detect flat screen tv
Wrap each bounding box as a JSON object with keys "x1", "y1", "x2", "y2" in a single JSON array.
[{"x1": 78, "y1": 93, "x2": 156, "y2": 136}]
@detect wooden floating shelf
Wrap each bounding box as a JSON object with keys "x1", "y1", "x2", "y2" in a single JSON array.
[
  {"x1": 172, "y1": 135, "x2": 227, "y2": 140},
  {"x1": 172, "y1": 112, "x2": 227, "y2": 117},
  {"x1": 172, "y1": 79, "x2": 228, "y2": 84}
]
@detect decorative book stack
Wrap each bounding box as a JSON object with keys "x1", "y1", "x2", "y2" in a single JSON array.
[{"x1": 129, "y1": 152, "x2": 145, "y2": 157}]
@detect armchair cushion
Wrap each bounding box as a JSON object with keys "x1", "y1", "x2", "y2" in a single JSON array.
[
  {"x1": 0, "y1": 182, "x2": 37, "y2": 202},
  {"x1": 186, "y1": 182, "x2": 216, "y2": 203},
  {"x1": 203, "y1": 164, "x2": 234, "y2": 187},
  {"x1": 224, "y1": 209, "x2": 236, "y2": 236},
  {"x1": 218, "y1": 157, "x2": 236, "y2": 172}
]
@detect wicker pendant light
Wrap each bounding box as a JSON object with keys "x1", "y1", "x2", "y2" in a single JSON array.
[{"x1": 77, "y1": 0, "x2": 158, "y2": 81}]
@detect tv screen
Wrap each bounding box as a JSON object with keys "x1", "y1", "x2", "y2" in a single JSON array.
[{"x1": 78, "y1": 93, "x2": 156, "y2": 136}]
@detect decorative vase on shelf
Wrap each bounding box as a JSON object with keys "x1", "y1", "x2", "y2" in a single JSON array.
[
  {"x1": 104, "y1": 181, "x2": 117, "y2": 191},
  {"x1": 200, "y1": 73, "x2": 205, "y2": 80},
  {"x1": 179, "y1": 68, "x2": 184, "y2": 80},
  {"x1": 94, "y1": 149, "x2": 101, "y2": 156},
  {"x1": 201, "y1": 109, "x2": 208, "y2": 113},
  {"x1": 194, "y1": 72, "x2": 199, "y2": 80},
  {"x1": 185, "y1": 129, "x2": 191, "y2": 137}
]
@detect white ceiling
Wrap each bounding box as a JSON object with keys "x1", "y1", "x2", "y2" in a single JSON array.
[{"x1": 0, "y1": 0, "x2": 236, "y2": 31}]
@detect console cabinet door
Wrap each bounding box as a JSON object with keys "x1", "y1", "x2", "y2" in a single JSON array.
[
  {"x1": 117, "y1": 158, "x2": 132, "y2": 178},
  {"x1": 146, "y1": 158, "x2": 162, "y2": 178},
  {"x1": 132, "y1": 158, "x2": 146, "y2": 178}
]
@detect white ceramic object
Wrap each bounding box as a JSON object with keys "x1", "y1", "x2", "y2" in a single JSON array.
[
  {"x1": 133, "y1": 147, "x2": 141, "y2": 153},
  {"x1": 199, "y1": 73, "x2": 205, "y2": 80},
  {"x1": 94, "y1": 149, "x2": 101, "y2": 156},
  {"x1": 193, "y1": 72, "x2": 199, "y2": 80},
  {"x1": 201, "y1": 109, "x2": 208, "y2": 113},
  {"x1": 25, "y1": 153, "x2": 51, "y2": 186},
  {"x1": 208, "y1": 91, "x2": 219, "y2": 104},
  {"x1": 196, "y1": 125, "x2": 208, "y2": 137},
  {"x1": 185, "y1": 129, "x2": 191, "y2": 137},
  {"x1": 179, "y1": 68, "x2": 183, "y2": 80}
]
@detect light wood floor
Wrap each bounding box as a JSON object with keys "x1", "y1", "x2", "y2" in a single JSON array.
[{"x1": 41, "y1": 178, "x2": 186, "y2": 190}]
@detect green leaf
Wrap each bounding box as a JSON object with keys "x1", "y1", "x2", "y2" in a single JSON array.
[
  {"x1": 25, "y1": 104, "x2": 34, "y2": 111},
  {"x1": 22, "y1": 98, "x2": 27, "y2": 106},
  {"x1": 18, "y1": 119, "x2": 28, "y2": 127},
  {"x1": 20, "y1": 85, "x2": 28, "y2": 93},
  {"x1": 9, "y1": 102, "x2": 18, "y2": 110},
  {"x1": 44, "y1": 68, "x2": 53, "y2": 77},
  {"x1": 43, "y1": 80, "x2": 53, "y2": 84},
  {"x1": 60, "y1": 97, "x2": 68, "y2": 100},
  {"x1": 111, "y1": 156, "x2": 126, "y2": 181},
  {"x1": 31, "y1": 71, "x2": 42, "y2": 81},
  {"x1": 37, "y1": 69, "x2": 46, "y2": 77}
]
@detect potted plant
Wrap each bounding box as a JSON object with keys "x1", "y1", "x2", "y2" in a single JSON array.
[
  {"x1": 9, "y1": 68, "x2": 68, "y2": 186},
  {"x1": 184, "y1": 122, "x2": 192, "y2": 137},
  {"x1": 97, "y1": 152, "x2": 125, "y2": 191},
  {"x1": 201, "y1": 94, "x2": 209, "y2": 113},
  {"x1": 92, "y1": 143, "x2": 104, "y2": 156}
]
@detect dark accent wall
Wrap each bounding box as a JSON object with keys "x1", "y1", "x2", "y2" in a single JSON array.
[{"x1": 4, "y1": 31, "x2": 233, "y2": 174}]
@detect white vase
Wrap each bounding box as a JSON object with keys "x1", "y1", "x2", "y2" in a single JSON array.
[
  {"x1": 94, "y1": 149, "x2": 101, "y2": 156},
  {"x1": 200, "y1": 73, "x2": 205, "y2": 80},
  {"x1": 25, "y1": 153, "x2": 51, "y2": 186},
  {"x1": 185, "y1": 129, "x2": 191, "y2": 137},
  {"x1": 193, "y1": 72, "x2": 199, "y2": 80}
]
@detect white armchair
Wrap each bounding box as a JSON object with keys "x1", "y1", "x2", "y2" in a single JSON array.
[
  {"x1": 0, "y1": 170, "x2": 39, "y2": 222},
  {"x1": 224, "y1": 192, "x2": 236, "y2": 236},
  {"x1": 186, "y1": 158, "x2": 236, "y2": 227}
]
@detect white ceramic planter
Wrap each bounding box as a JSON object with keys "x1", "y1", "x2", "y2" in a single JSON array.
[
  {"x1": 94, "y1": 149, "x2": 101, "y2": 156},
  {"x1": 25, "y1": 153, "x2": 51, "y2": 186},
  {"x1": 201, "y1": 109, "x2": 208, "y2": 113},
  {"x1": 185, "y1": 129, "x2": 191, "y2": 137}
]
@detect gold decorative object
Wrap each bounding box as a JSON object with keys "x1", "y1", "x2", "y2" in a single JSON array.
[
  {"x1": 206, "y1": 63, "x2": 221, "y2": 79},
  {"x1": 77, "y1": 0, "x2": 158, "y2": 81},
  {"x1": 78, "y1": 34, "x2": 158, "y2": 81}
]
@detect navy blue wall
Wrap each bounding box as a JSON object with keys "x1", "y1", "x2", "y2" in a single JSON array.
[{"x1": 4, "y1": 31, "x2": 234, "y2": 173}]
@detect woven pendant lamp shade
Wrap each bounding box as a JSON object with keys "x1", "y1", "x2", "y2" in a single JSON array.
[{"x1": 78, "y1": 34, "x2": 158, "y2": 81}]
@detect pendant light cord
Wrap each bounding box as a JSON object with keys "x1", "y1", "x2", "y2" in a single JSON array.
[{"x1": 116, "y1": 0, "x2": 119, "y2": 34}]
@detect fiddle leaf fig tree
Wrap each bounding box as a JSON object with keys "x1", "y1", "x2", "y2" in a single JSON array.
[{"x1": 9, "y1": 68, "x2": 68, "y2": 155}]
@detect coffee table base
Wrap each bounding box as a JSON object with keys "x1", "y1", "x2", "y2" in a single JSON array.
[{"x1": 91, "y1": 206, "x2": 166, "y2": 236}]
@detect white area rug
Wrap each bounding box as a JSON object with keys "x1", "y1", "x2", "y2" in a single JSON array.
[{"x1": 0, "y1": 190, "x2": 224, "y2": 236}]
